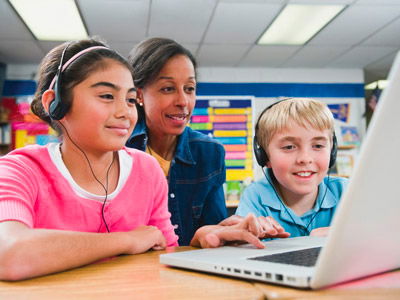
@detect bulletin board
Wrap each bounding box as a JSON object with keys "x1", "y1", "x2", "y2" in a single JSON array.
[{"x1": 189, "y1": 96, "x2": 255, "y2": 204}]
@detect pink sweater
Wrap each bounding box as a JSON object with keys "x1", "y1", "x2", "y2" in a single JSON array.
[{"x1": 0, "y1": 145, "x2": 178, "y2": 246}]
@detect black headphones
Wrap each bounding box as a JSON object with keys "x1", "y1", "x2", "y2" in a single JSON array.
[
  {"x1": 48, "y1": 44, "x2": 71, "y2": 120},
  {"x1": 253, "y1": 99, "x2": 337, "y2": 169},
  {"x1": 48, "y1": 44, "x2": 109, "y2": 120}
]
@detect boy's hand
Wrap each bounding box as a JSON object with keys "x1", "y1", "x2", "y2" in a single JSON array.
[
  {"x1": 219, "y1": 214, "x2": 290, "y2": 239},
  {"x1": 310, "y1": 226, "x2": 330, "y2": 237},
  {"x1": 191, "y1": 213, "x2": 290, "y2": 249},
  {"x1": 218, "y1": 214, "x2": 244, "y2": 226}
]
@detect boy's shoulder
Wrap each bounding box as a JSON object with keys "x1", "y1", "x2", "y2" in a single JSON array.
[
  {"x1": 242, "y1": 176, "x2": 274, "y2": 197},
  {"x1": 323, "y1": 175, "x2": 349, "y2": 197},
  {"x1": 324, "y1": 175, "x2": 349, "y2": 186}
]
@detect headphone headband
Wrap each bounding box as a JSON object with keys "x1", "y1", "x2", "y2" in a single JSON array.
[
  {"x1": 48, "y1": 45, "x2": 110, "y2": 120},
  {"x1": 48, "y1": 46, "x2": 109, "y2": 90}
]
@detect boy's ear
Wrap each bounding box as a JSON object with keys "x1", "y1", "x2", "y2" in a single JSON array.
[
  {"x1": 42, "y1": 89, "x2": 56, "y2": 114},
  {"x1": 266, "y1": 161, "x2": 272, "y2": 168}
]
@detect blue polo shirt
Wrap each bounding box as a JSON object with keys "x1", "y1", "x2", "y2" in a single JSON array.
[{"x1": 236, "y1": 170, "x2": 348, "y2": 237}]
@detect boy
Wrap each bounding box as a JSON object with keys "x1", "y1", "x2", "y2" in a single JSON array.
[{"x1": 236, "y1": 98, "x2": 348, "y2": 237}]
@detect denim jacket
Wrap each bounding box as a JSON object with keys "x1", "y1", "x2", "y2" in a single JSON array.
[{"x1": 126, "y1": 119, "x2": 227, "y2": 245}]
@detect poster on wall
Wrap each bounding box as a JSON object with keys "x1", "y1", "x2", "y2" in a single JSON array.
[{"x1": 189, "y1": 96, "x2": 254, "y2": 205}]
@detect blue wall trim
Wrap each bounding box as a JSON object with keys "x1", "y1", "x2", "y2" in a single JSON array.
[
  {"x1": 3, "y1": 80, "x2": 37, "y2": 97},
  {"x1": 197, "y1": 82, "x2": 364, "y2": 98},
  {"x1": 2, "y1": 80, "x2": 364, "y2": 98}
]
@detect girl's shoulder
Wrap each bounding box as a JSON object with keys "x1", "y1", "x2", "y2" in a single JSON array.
[
  {"x1": 122, "y1": 146, "x2": 159, "y2": 168},
  {"x1": 1, "y1": 144, "x2": 50, "y2": 164}
]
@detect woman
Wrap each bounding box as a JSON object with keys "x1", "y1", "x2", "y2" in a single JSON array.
[{"x1": 126, "y1": 38, "x2": 289, "y2": 246}]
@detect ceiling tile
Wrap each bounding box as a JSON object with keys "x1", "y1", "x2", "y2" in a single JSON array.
[
  {"x1": 362, "y1": 18, "x2": 400, "y2": 47},
  {"x1": 149, "y1": 0, "x2": 216, "y2": 43},
  {"x1": 365, "y1": 51, "x2": 398, "y2": 79},
  {"x1": 37, "y1": 41, "x2": 66, "y2": 54},
  {"x1": 204, "y1": 2, "x2": 282, "y2": 44},
  {"x1": 289, "y1": 0, "x2": 353, "y2": 4},
  {"x1": 197, "y1": 44, "x2": 251, "y2": 67},
  {"x1": 78, "y1": 0, "x2": 149, "y2": 42},
  {"x1": 108, "y1": 41, "x2": 139, "y2": 59},
  {"x1": 283, "y1": 46, "x2": 349, "y2": 68},
  {"x1": 0, "y1": 40, "x2": 44, "y2": 64},
  {"x1": 1, "y1": 0, "x2": 399, "y2": 82},
  {"x1": 239, "y1": 45, "x2": 300, "y2": 67},
  {"x1": 0, "y1": 0, "x2": 34, "y2": 40},
  {"x1": 327, "y1": 46, "x2": 398, "y2": 68},
  {"x1": 355, "y1": 0, "x2": 400, "y2": 4},
  {"x1": 309, "y1": 5, "x2": 400, "y2": 46}
]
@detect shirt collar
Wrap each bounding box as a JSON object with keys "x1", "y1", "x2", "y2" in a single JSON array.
[
  {"x1": 129, "y1": 116, "x2": 146, "y2": 138},
  {"x1": 259, "y1": 169, "x2": 338, "y2": 212},
  {"x1": 127, "y1": 118, "x2": 196, "y2": 165},
  {"x1": 173, "y1": 127, "x2": 196, "y2": 165}
]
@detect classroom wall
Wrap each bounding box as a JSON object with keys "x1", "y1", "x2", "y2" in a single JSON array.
[
  {"x1": 196, "y1": 67, "x2": 365, "y2": 138},
  {"x1": 5, "y1": 64, "x2": 366, "y2": 181},
  {"x1": 196, "y1": 67, "x2": 366, "y2": 181},
  {"x1": 6, "y1": 64, "x2": 38, "y2": 80},
  {"x1": 5, "y1": 64, "x2": 366, "y2": 137},
  {"x1": 198, "y1": 67, "x2": 363, "y2": 83}
]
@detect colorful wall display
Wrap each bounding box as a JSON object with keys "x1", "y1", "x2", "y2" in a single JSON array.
[{"x1": 189, "y1": 97, "x2": 255, "y2": 203}]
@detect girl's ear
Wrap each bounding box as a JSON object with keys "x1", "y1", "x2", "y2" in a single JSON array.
[
  {"x1": 41, "y1": 90, "x2": 56, "y2": 114},
  {"x1": 266, "y1": 161, "x2": 272, "y2": 168}
]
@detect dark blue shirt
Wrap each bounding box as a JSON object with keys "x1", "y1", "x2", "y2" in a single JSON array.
[{"x1": 126, "y1": 118, "x2": 227, "y2": 245}]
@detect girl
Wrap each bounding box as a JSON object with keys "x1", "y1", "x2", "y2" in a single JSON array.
[{"x1": 0, "y1": 39, "x2": 178, "y2": 281}]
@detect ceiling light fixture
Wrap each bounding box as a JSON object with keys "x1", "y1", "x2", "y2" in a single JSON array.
[
  {"x1": 365, "y1": 80, "x2": 387, "y2": 90},
  {"x1": 9, "y1": 0, "x2": 88, "y2": 41},
  {"x1": 258, "y1": 4, "x2": 345, "y2": 45}
]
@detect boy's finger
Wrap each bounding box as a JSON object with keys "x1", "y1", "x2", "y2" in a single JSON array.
[
  {"x1": 218, "y1": 215, "x2": 244, "y2": 226},
  {"x1": 267, "y1": 216, "x2": 286, "y2": 233},
  {"x1": 214, "y1": 229, "x2": 265, "y2": 249}
]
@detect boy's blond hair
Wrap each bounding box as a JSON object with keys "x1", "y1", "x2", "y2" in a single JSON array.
[{"x1": 256, "y1": 98, "x2": 335, "y2": 152}]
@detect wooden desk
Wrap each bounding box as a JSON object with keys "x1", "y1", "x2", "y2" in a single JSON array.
[
  {"x1": 1, "y1": 246, "x2": 399, "y2": 300},
  {"x1": 0, "y1": 247, "x2": 263, "y2": 300},
  {"x1": 255, "y1": 270, "x2": 400, "y2": 300}
]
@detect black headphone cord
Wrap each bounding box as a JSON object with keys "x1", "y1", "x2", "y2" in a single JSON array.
[
  {"x1": 261, "y1": 168, "x2": 330, "y2": 236},
  {"x1": 58, "y1": 122, "x2": 114, "y2": 233}
]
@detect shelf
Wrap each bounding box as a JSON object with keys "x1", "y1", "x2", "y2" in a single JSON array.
[
  {"x1": 226, "y1": 200, "x2": 239, "y2": 208},
  {"x1": 338, "y1": 145, "x2": 357, "y2": 150}
]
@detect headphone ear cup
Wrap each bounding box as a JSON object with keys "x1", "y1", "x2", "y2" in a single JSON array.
[
  {"x1": 253, "y1": 136, "x2": 268, "y2": 167},
  {"x1": 329, "y1": 133, "x2": 338, "y2": 169},
  {"x1": 48, "y1": 72, "x2": 69, "y2": 120}
]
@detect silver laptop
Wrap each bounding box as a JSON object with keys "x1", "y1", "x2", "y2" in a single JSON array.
[{"x1": 160, "y1": 51, "x2": 400, "y2": 289}]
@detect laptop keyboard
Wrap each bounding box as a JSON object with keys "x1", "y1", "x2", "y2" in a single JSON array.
[{"x1": 248, "y1": 247, "x2": 322, "y2": 267}]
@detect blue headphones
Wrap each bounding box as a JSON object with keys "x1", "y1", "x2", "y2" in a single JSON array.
[{"x1": 253, "y1": 99, "x2": 337, "y2": 169}]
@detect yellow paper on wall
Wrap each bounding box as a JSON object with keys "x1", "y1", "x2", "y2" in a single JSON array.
[{"x1": 15, "y1": 130, "x2": 27, "y2": 149}]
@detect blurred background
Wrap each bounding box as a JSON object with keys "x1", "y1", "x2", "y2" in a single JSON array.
[{"x1": 1, "y1": 0, "x2": 397, "y2": 206}]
